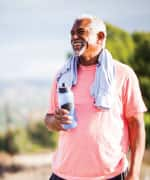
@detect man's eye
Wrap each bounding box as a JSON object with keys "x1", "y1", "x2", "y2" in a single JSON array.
[
  {"x1": 78, "y1": 30, "x2": 85, "y2": 35},
  {"x1": 71, "y1": 31, "x2": 74, "y2": 35}
]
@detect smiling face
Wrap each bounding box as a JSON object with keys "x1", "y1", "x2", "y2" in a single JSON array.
[{"x1": 70, "y1": 18, "x2": 103, "y2": 58}]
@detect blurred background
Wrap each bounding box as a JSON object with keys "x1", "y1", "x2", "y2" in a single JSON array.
[{"x1": 0, "y1": 0, "x2": 150, "y2": 179}]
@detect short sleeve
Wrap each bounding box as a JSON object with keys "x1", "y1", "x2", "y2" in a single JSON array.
[
  {"x1": 47, "y1": 79, "x2": 58, "y2": 114},
  {"x1": 123, "y1": 68, "x2": 147, "y2": 118}
]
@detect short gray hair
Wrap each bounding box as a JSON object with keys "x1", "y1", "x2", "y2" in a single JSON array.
[{"x1": 76, "y1": 14, "x2": 107, "y2": 48}]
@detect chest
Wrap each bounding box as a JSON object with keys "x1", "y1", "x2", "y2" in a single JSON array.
[{"x1": 72, "y1": 69, "x2": 96, "y2": 105}]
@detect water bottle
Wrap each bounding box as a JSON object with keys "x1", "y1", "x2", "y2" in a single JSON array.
[{"x1": 58, "y1": 83, "x2": 77, "y2": 129}]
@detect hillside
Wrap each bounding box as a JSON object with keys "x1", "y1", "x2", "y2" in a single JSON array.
[{"x1": 0, "y1": 79, "x2": 51, "y2": 132}]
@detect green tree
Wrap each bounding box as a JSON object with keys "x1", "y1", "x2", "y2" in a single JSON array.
[
  {"x1": 106, "y1": 23, "x2": 135, "y2": 64},
  {"x1": 131, "y1": 32, "x2": 150, "y2": 111},
  {"x1": 131, "y1": 32, "x2": 150, "y2": 76}
]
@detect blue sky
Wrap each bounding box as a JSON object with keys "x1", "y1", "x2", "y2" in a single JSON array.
[{"x1": 0, "y1": 0, "x2": 150, "y2": 80}]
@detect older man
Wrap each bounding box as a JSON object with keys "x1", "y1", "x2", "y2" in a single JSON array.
[{"x1": 45, "y1": 15, "x2": 147, "y2": 180}]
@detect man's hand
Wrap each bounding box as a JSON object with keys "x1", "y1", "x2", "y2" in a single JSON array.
[
  {"x1": 44, "y1": 108, "x2": 72, "y2": 131},
  {"x1": 125, "y1": 172, "x2": 140, "y2": 180}
]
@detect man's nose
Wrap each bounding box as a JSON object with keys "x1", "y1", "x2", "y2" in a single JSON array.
[{"x1": 71, "y1": 33, "x2": 78, "y2": 40}]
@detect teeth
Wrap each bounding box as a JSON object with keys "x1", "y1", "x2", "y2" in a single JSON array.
[
  {"x1": 72, "y1": 41, "x2": 83, "y2": 45},
  {"x1": 73, "y1": 43, "x2": 82, "y2": 46},
  {"x1": 74, "y1": 42, "x2": 81, "y2": 45},
  {"x1": 73, "y1": 42, "x2": 84, "y2": 48}
]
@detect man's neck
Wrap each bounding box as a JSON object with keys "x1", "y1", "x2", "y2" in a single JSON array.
[
  {"x1": 79, "y1": 56, "x2": 98, "y2": 66},
  {"x1": 79, "y1": 50, "x2": 102, "y2": 66}
]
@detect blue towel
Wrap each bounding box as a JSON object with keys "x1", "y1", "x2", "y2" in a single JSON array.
[{"x1": 56, "y1": 49, "x2": 115, "y2": 109}]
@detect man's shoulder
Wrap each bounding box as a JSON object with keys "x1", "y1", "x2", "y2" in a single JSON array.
[
  {"x1": 113, "y1": 59, "x2": 135, "y2": 77},
  {"x1": 113, "y1": 59, "x2": 131, "y2": 70}
]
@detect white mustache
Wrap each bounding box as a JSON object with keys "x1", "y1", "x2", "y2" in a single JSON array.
[{"x1": 72, "y1": 40, "x2": 85, "y2": 45}]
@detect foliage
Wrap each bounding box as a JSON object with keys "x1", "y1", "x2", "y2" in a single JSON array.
[
  {"x1": 145, "y1": 113, "x2": 150, "y2": 148},
  {"x1": 28, "y1": 121, "x2": 58, "y2": 149},
  {"x1": 0, "y1": 122, "x2": 58, "y2": 154},
  {"x1": 139, "y1": 77, "x2": 150, "y2": 111},
  {"x1": 131, "y1": 32, "x2": 150, "y2": 77},
  {"x1": 131, "y1": 32, "x2": 150, "y2": 111},
  {"x1": 106, "y1": 23, "x2": 135, "y2": 64},
  {"x1": 0, "y1": 130, "x2": 20, "y2": 154},
  {"x1": 0, "y1": 133, "x2": 5, "y2": 150}
]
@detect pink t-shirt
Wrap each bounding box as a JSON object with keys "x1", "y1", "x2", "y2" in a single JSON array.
[{"x1": 48, "y1": 61, "x2": 147, "y2": 180}]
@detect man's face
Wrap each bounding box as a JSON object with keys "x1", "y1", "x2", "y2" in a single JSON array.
[{"x1": 70, "y1": 18, "x2": 100, "y2": 57}]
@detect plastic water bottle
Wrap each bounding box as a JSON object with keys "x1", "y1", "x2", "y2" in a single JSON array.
[{"x1": 58, "y1": 83, "x2": 77, "y2": 129}]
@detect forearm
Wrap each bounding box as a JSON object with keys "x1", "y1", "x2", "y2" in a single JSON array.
[{"x1": 128, "y1": 113, "x2": 145, "y2": 177}]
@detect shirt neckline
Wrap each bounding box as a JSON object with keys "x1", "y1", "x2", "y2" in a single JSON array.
[{"x1": 78, "y1": 64, "x2": 96, "y2": 71}]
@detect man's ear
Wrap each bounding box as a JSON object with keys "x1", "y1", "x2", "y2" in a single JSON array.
[{"x1": 97, "y1": 32, "x2": 105, "y2": 42}]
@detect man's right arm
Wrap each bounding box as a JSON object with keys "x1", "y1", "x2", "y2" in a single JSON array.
[{"x1": 44, "y1": 108, "x2": 72, "y2": 132}]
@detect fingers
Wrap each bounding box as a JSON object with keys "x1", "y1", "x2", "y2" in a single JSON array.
[
  {"x1": 53, "y1": 122, "x2": 67, "y2": 131},
  {"x1": 54, "y1": 108, "x2": 72, "y2": 131},
  {"x1": 55, "y1": 108, "x2": 71, "y2": 121},
  {"x1": 55, "y1": 108, "x2": 69, "y2": 115}
]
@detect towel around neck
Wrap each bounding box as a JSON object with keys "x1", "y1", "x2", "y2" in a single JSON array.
[{"x1": 56, "y1": 49, "x2": 115, "y2": 109}]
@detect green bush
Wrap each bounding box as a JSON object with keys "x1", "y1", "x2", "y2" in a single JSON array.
[
  {"x1": 0, "y1": 133, "x2": 5, "y2": 150},
  {"x1": 139, "y1": 77, "x2": 150, "y2": 111},
  {"x1": 106, "y1": 23, "x2": 135, "y2": 64},
  {"x1": 145, "y1": 113, "x2": 150, "y2": 148},
  {"x1": 0, "y1": 128, "x2": 31, "y2": 154},
  {"x1": 4, "y1": 130, "x2": 19, "y2": 154},
  {"x1": 131, "y1": 32, "x2": 150, "y2": 112},
  {"x1": 0, "y1": 122, "x2": 58, "y2": 154},
  {"x1": 132, "y1": 32, "x2": 150, "y2": 77},
  {"x1": 28, "y1": 121, "x2": 58, "y2": 150}
]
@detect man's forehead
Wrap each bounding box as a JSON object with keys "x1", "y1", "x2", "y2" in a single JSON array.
[{"x1": 72, "y1": 18, "x2": 92, "y2": 29}]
